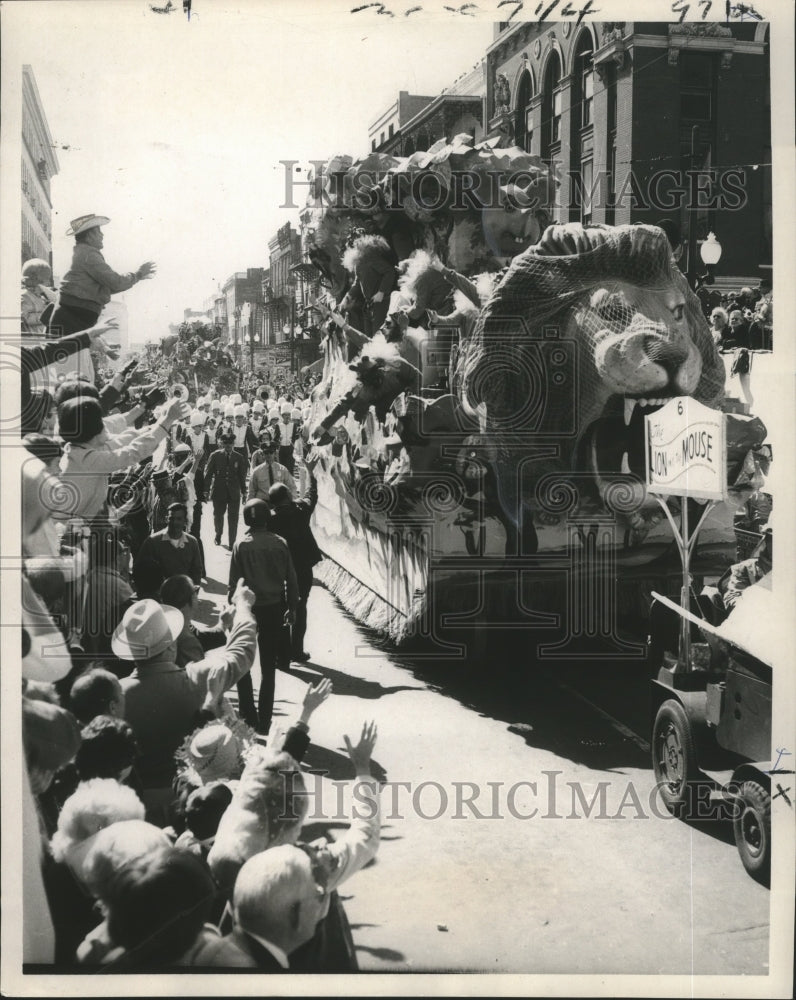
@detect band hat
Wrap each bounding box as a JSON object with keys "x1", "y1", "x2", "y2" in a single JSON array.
[
  {"x1": 189, "y1": 410, "x2": 206, "y2": 426},
  {"x1": 234, "y1": 404, "x2": 248, "y2": 417},
  {"x1": 252, "y1": 399, "x2": 266, "y2": 412},
  {"x1": 280, "y1": 402, "x2": 292, "y2": 415},
  {"x1": 66, "y1": 214, "x2": 110, "y2": 237},
  {"x1": 111, "y1": 599, "x2": 183, "y2": 661},
  {"x1": 232, "y1": 394, "x2": 243, "y2": 406},
  {"x1": 291, "y1": 408, "x2": 302, "y2": 420},
  {"x1": 224, "y1": 404, "x2": 235, "y2": 417},
  {"x1": 211, "y1": 400, "x2": 221, "y2": 411}
]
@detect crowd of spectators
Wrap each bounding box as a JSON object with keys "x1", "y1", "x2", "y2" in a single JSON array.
[{"x1": 19, "y1": 216, "x2": 379, "y2": 971}]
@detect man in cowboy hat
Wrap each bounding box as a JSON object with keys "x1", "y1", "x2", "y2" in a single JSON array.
[
  {"x1": 204, "y1": 431, "x2": 248, "y2": 547},
  {"x1": 115, "y1": 580, "x2": 257, "y2": 817},
  {"x1": 49, "y1": 215, "x2": 156, "y2": 337}
]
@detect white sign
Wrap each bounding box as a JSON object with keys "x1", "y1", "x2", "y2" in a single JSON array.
[{"x1": 644, "y1": 397, "x2": 727, "y2": 501}]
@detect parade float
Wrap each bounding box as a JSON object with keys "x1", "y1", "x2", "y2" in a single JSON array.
[{"x1": 302, "y1": 136, "x2": 770, "y2": 653}]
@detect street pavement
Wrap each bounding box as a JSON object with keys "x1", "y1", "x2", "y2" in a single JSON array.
[{"x1": 197, "y1": 506, "x2": 771, "y2": 976}]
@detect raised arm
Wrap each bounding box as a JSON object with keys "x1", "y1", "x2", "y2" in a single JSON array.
[
  {"x1": 79, "y1": 245, "x2": 138, "y2": 294},
  {"x1": 192, "y1": 582, "x2": 258, "y2": 709},
  {"x1": 322, "y1": 721, "x2": 380, "y2": 892}
]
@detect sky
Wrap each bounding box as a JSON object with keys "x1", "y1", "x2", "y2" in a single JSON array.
[{"x1": 4, "y1": 0, "x2": 493, "y2": 344}]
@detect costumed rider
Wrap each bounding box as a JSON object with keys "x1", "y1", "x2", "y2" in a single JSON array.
[
  {"x1": 313, "y1": 344, "x2": 420, "y2": 447},
  {"x1": 341, "y1": 234, "x2": 397, "y2": 337}
]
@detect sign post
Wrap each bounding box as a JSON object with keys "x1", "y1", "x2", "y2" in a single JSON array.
[{"x1": 645, "y1": 397, "x2": 727, "y2": 671}]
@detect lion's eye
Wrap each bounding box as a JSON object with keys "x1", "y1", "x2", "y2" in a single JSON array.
[{"x1": 670, "y1": 303, "x2": 685, "y2": 322}]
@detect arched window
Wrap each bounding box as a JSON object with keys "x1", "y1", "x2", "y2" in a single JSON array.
[
  {"x1": 572, "y1": 32, "x2": 595, "y2": 224},
  {"x1": 514, "y1": 70, "x2": 533, "y2": 152},
  {"x1": 574, "y1": 33, "x2": 594, "y2": 129},
  {"x1": 541, "y1": 51, "x2": 562, "y2": 158}
]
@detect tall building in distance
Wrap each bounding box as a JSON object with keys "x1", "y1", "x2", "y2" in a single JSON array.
[{"x1": 22, "y1": 66, "x2": 59, "y2": 267}]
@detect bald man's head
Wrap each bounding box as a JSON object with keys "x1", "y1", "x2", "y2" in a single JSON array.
[{"x1": 233, "y1": 845, "x2": 329, "y2": 955}]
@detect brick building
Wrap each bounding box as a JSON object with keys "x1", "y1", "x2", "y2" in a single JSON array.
[
  {"x1": 22, "y1": 66, "x2": 59, "y2": 267},
  {"x1": 486, "y1": 20, "x2": 771, "y2": 284},
  {"x1": 222, "y1": 268, "x2": 265, "y2": 359},
  {"x1": 263, "y1": 223, "x2": 301, "y2": 347},
  {"x1": 370, "y1": 66, "x2": 487, "y2": 157},
  {"x1": 369, "y1": 92, "x2": 435, "y2": 153}
]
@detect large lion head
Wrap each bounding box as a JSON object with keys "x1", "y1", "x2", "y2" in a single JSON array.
[{"x1": 459, "y1": 223, "x2": 731, "y2": 525}]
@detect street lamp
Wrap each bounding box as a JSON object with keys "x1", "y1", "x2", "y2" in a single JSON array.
[
  {"x1": 700, "y1": 232, "x2": 722, "y2": 267},
  {"x1": 244, "y1": 332, "x2": 254, "y2": 371}
]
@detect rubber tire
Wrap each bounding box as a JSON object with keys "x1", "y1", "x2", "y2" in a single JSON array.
[
  {"x1": 733, "y1": 780, "x2": 771, "y2": 887},
  {"x1": 652, "y1": 699, "x2": 699, "y2": 818}
]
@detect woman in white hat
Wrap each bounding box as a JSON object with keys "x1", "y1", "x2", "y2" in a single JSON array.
[{"x1": 49, "y1": 215, "x2": 156, "y2": 337}]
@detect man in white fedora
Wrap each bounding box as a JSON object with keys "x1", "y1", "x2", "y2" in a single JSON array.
[
  {"x1": 114, "y1": 581, "x2": 257, "y2": 821},
  {"x1": 49, "y1": 214, "x2": 156, "y2": 337}
]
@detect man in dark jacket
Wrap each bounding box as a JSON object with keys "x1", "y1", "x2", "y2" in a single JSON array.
[
  {"x1": 268, "y1": 466, "x2": 322, "y2": 663},
  {"x1": 228, "y1": 499, "x2": 298, "y2": 733},
  {"x1": 204, "y1": 431, "x2": 247, "y2": 547}
]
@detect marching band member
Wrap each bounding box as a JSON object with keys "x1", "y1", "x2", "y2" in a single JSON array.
[
  {"x1": 250, "y1": 398, "x2": 266, "y2": 438},
  {"x1": 278, "y1": 402, "x2": 298, "y2": 474},
  {"x1": 232, "y1": 404, "x2": 258, "y2": 464},
  {"x1": 186, "y1": 410, "x2": 211, "y2": 549}
]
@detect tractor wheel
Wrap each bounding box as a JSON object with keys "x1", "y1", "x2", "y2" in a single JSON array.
[
  {"x1": 652, "y1": 699, "x2": 699, "y2": 818},
  {"x1": 733, "y1": 780, "x2": 771, "y2": 886}
]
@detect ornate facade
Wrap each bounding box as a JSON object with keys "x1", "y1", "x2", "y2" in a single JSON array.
[{"x1": 486, "y1": 20, "x2": 771, "y2": 281}]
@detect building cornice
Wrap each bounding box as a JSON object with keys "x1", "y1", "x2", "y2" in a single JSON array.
[{"x1": 398, "y1": 93, "x2": 483, "y2": 137}]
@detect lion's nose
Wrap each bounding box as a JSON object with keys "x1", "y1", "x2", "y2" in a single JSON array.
[{"x1": 642, "y1": 336, "x2": 689, "y2": 377}]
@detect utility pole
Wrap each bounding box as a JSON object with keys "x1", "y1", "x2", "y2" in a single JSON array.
[
  {"x1": 686, "y1": 125, "x2": 700, "y2": 289},
  {"x1": 290, "y1": 294, "x2": 296, "y2": 374}
]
